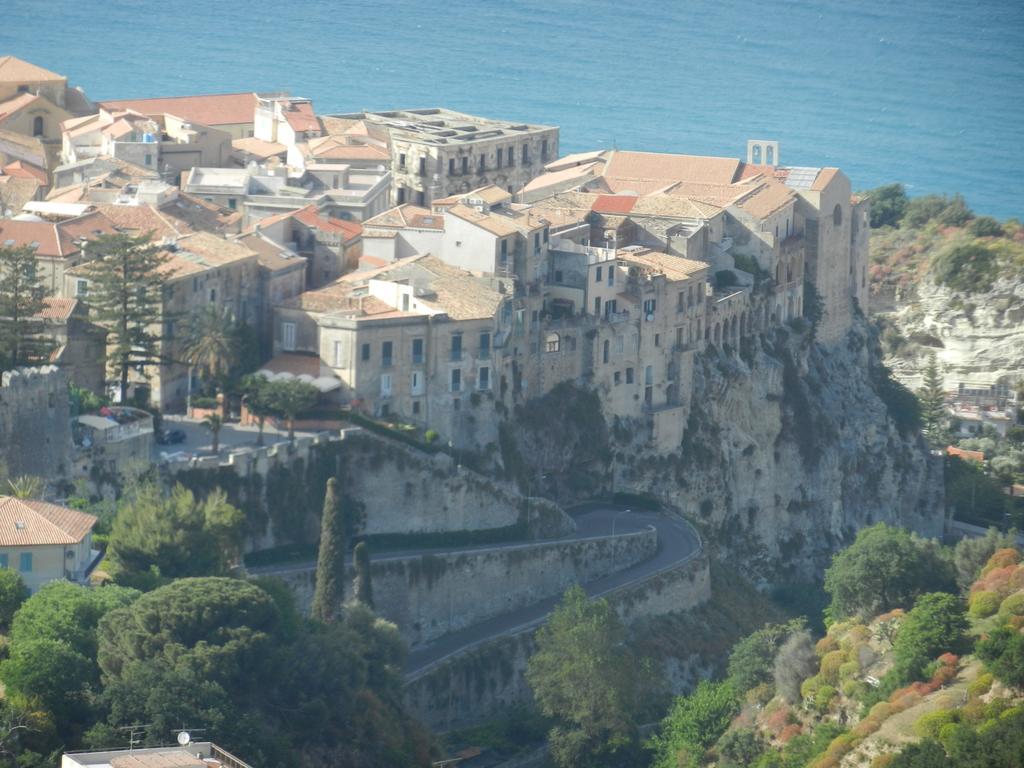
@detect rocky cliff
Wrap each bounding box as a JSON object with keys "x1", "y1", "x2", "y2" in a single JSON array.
[
  {"x1": 876, "y1": 276, "x2": 1024, "y2": 390},
  {"x1": 500, "y1": 317, "x2": 945, "y2": 581}
]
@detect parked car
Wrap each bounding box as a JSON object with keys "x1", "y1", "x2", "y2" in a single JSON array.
[{"x1": 156, "y1": 428, "x2": 186, "y2": 445}]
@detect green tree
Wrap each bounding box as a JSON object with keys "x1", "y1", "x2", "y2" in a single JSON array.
[
  {"x1": 717, "y1": 728, "x2": 765, "y2": 767},
  {"x1": 864, "y1": 183, "x2": 908, "y2": 229},
  {"x1": 931, "y1": 242, "x2": 997, "y2": 293},
  {"x1": 353, "y1": 541, "x2": 373, "y2": 608},
  {"x1": 265, "y1": 379, "x2": 318, "y2": 441},
  {"x1": 824, "y1": 523, "x2": 957, "y2": 620},
  {"x1": 727, "y1": 620, "x2": 804, "y2": 695},
  {"x1": 935, "y1": 194, "x2": 972, "y2": 227},
  {"x1": 889, "y1": 739, "x2": 953, "y2": 768},
  {"x1": 968, "y1": 216, "x2": 1004, "y2": 238},
  {"x1": 902, "y1": 194, "x2": 952, "y2": 228},
  {"x1": 918, "y1": 353, "x2": 948, "y2": 445},
  {"x1": 945, "y1": 456, "x2": 1011, "y2": 526},
  {"x1": 202, "y1": 412, "x2": 224, "y2": 454},
  {"x1": 0, "y1": 243, "x2": 52, "y2": 372},
  {"x1": 891, "y1": 592, "x2": 969, "y2": 682},
  {"x1": 953, "y1": 527, "x2": 1018, "y2": 589},
  {"x1": 976, "y1": 624, "x2": 1024, "y2": 691},
  {"x1": 311, "y1": 478, "x2": 345, "y2": 623},
  {"x1": 181, "y1": 306, "x2": 239, "y2": 405},
  {"x1": 82, "y1": 232, "x2": 171, "y2": 404},
  {"x1": 649, "y1": 680, "x2": 738, "y2": 768},
  {"x1": 0, "y1": 569, "x2": 28, "y2": 630},
  {"x1": 107, "y1": 483, "x2": 244, "y2": 585},
  {"x1": 526, "y1": 586, "x2": 650, "y2": 767},
  {"x1": 1, "y1": 581, "x2": 137, "y2": 742},
  {"x1": 241, "y1": 374, "x2": 274, "y2": 445}
]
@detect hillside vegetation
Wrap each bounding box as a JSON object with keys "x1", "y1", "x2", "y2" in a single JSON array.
[{"x1": 863, "y1": 185, "x2": 1024, "y2": 298}]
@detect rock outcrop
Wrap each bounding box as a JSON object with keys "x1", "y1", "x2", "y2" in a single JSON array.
[{"x1": 877, "y1": 276, "x2": 1024, "y2": 390}]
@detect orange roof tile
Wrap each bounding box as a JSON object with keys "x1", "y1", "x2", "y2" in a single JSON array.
[
  {"x1": 0, "y1": 92, "x2": 40, "y2": 125},
  {"x1": 282, "y1": 101, "x2": 320, "y2": 133},
  {"x1": 2, "y1": 159, "x2": 48, "y2": 185},
  {"x1": 603, "y1": 150, "x2": 741, "y2": 186},
  {"x1": 35, "y1": 297, "x2": 78, "y2": 320},
  {"x1": 947, "y1": 445, "x2": 984, "y2": 463},
  {"x1": 0, "y1": 211, "x2": 117, "y2": 258},
  {"x1": 591, "y1": 194, "x2": 637, "y2": 215},
  {"x1": 0, "y1": 57, "x2": 65, "y2": 84},
  {"x1": 0, "y1": 496, "x2": 95, "y2": 546},
  {"x1": 98, "y1": 92, "x2": 259, "y2": 127}
]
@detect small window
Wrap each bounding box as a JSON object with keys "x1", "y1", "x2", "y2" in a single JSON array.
[
  {"x1": 412, "y1": 338, "x2": 424, "y2": 364},
  {"x1": 0, "y1": 553, "x2": 8, "y2": 569},
  {"x1": 228, "y1": 198, "x2": 237, "y2": 210},
  {"x1": 412, "y1": 400, "x2": 421, "y2": 415},
  {"x1": 399, "y1": 153, "x2": 406, "y2": 169},
  {"x1": 380, "y1": 373, "x2": 392, "y2": 397},
  {"x1": 402, "y1": 293, "x2": 410, "y2": 311},
  {"x1": 602, "y1": 339, "x2": 610, "y2": 364},
  {"x1": 32, "y1": 116, "x2": 44, "y2": 137},
  {"x1": 522, "y1": 145, "x2": 529, "y2": 163},
  {"x1": 478, "y1": 366, "x2": 490, "y2": 390},
  {"x1": 451, "y1": 334, "x2": 463, "y2": 361},
  {"x1": 282, "y1": 321, "x2": 296, "y2": 351},
  {"x1": 418, "y1": 157, "x2": 426, "y2": 175},
  {"x1": 478, "y1": 154, "x2": 485, "y2": 170},
  {"x1": 416, "y1": 190, "x2": 425, "y2": 206},
  {"x1": 411, "y1": 370, "x2": 424, "y2": 395},
  {"x1": 397, "y1": 188, "x2": 406, "y2": 204},
  {"x1": 594, "y1": 297, "x2": 601, "y2": 315},
  {"x1": 449, "y1": 158, "x2": 455, "y2": 175},
  {"x1": 626, "y1": 367, "x2": 634, "y2": 384},
  {"x1": 333, "y1": 340, "x2": 343, "y2": 367},
  {"x1": 654, "y1": 333, "x2": 660, "y2": 347},
  {"x1": 614, "y1": 371, "x2": 621, "y2": 385},
  {"x1": 545, "y1": 332, "x2": 560, "y2": 353},
  {"x1": 382, "y1": 341, "x2": 393, "y2": 367},
  {"x1": 76, "y1": 279, "x2": 89, "y2": 297},
  {"x1": 361, "y1": 343, "x2": 371, "y2": 361},
  {"x1": 507, "y1": 147, "x2": 514, "y2": 166},
  {"x1": 19, "y1": 553, "x2": 32, "y2": 573},
  {"x1": 144, "y1": 154, "x2": 153, "y2": 166},
  {"x1": 451, "y1": 368, "x2": 462, "y2": 392},
  {"x1": 833, "y1": 203, "x2": 843, "y2": 227},
  {"x1": 595, "y1": 266, "x2": 602, "y2": 283},
  {"x1": 496, "y1": 150, "x2": 503, "y2": 169},
  {"x1": 479, "y1": 332, "x2": 490, "y2": 359},
  {"x1": 461, "y1": 156, "x2": 469, "y2": 174},
  {"x1": 541, "y1": 139, "x2": 548, "y2": 160}
]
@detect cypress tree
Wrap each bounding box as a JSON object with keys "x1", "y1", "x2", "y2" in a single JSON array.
[
  {"x1": 311, "y1": 477, "x2": 344, "y2": 622},
  {"x1": 0, "y1": 243, "x2": 52, "y2": 372},
  {"x1": 918, "y1": 353, "x2": 947, "y2": 445},
  {"x1": 82, "y1": 232, "x2": 170, "y2": 404},
  {"x1": 353, "y1": 541, "x2": 373, "y2": 608}
]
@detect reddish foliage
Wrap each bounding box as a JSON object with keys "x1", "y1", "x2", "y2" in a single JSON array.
[
  {"x1": 763, "y1": 706, "x2": 792, "y2": 736},
  {"x1": 778, "y1": 723, "x2": 803, "y2": 744},
  {"x1": 937, "y1": 653, "x2": 959, "y2": 667}
]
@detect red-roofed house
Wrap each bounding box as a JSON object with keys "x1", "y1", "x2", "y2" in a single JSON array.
[
  {"x1": 0, "y1": 496, "x2": 99, "y2": 592},
  {"x1": 254, "y1": 204, "x2": 362, "y2": 287},
  {"x1": 254, "y1": 96, "x2": 322, "y2": 167},
  {"x1": 98, "y1": 92, "x2": 271, "y2": 140}
]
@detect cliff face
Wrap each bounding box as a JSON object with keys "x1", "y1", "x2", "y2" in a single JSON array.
[
  {"x1": 878, "y1": 276, "x2": 1024, "y2": 389},
  {"x1": 501, "y1": 318, "x2": 945, "y2": 581}
]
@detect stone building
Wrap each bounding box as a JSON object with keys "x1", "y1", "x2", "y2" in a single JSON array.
[
  {"x1": 329, "y1": 108, "x2": 558, "y2": 206},
  {"x1": 0, "y1": 366, "x2": 72, "y2": 479}
]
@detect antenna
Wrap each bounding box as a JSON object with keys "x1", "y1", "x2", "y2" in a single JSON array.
[{"x1": 119, "y1": 723, "x2": 152, "y2": 752}]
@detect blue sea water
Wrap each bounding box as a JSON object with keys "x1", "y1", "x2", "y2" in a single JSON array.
[{"x1": 2, "y1": 0, "x2": 1022, "y2": 218}]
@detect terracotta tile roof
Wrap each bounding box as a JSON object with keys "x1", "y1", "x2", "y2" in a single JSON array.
[
  {"x1": 811, "y1": 167, "x2": 840, "y2": 192},
  {"x1": 364, "y1": 204, "x2": 443, "y2": 230},
  {"x1": 234, "y1": 231, "x2": 303, "y2": 272},
  {"x1": 0, "y1": 127, "x2": 45, "y2": 153},
  {"x1": 98, "y1": 92, "x2": 259, "y2": 127},
  {"x1": 592, "y1": 194, "x2": 638, "y2": 215},
  {"x1": 0, "y1": 57, "x2": 65, "y2": 84},
  {"x1": 231, "y1": 137, "x2": 286, "y2": 159},
  {"x1": 0, "y1": 496, "x2": 95, "y2": 546},
  {"x1": 156, "y1": 231, "x2": 257, "y2": 278},
  {"x1": 0, "y1": 176, "x2": 40, "y2": 213},
  {"x1": 0, "y1": 211, "x2": 117, "y2": 258},
  {"x1": 35, "y1": 297, "x2": 78, "y2": 320},
  {"x1": 260, "y1": 352, "x2": 322, "y2": 377},
  {"x1": 433, "y1": 185, "x2": 511, "y2": 209},
  {"x1": 603, "y1": 150, "x2": 741, "y2": 186},
  {"x1": 387, "y1": 255, "x2": 504, "y2": 321},
  {"x1": 543, "y1": 150, "x2": 607, "y2": 173},
  {"x1": 284, "y1": 279, "x2": 395, "y2": 317},
  {"x1": 629, "y1": 194, "x2": 722, "y2": 219},
  {"x1": 736, "y1": 180, "x2": 796, "y2": 219},
  {"x1": 304, "y1": 135, "x2": 389, "y2": 162},
  {"x1": 0, "y1": 92, "x2": 40, "y2": 125},
  {"x1": 522, "y1": 161, "x2": 601, "y2": 195},
  {"x1": 947, "y1": 445, "x2": 984, "y2": 463},
  {"x1": 292, "y1": 205, "x2": 362, "y2": 241},
  {"x1": 617, "y1": 250, "x2": 709, "y2": 282},
  {"x1": 281, "y1": 101, "x2": 320, "y2": 133},
  {"x1": 319, "y1": 116, "x2": 363, "y2": 135},
  {"x1": 445, "y1": 203, "x2": 543, "y2": 238},
  {"x1": 3, "y1": 160, "x2": 48, "y2": 185}
]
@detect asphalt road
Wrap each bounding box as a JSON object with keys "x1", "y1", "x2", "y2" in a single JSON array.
[{"x1": 402, "y1": 505, "x2": 702, "y2": 679}]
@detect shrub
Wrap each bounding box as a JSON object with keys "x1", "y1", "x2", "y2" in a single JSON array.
[
  {"x1": 424, "y1": 429, "x2": 439, "y2": 444},
  {"x1": 839, "y1": 660, "x2": 860, "y2": 680},
  {"x1": 998, "y1": 590, "x2": 1024, "y2": 618},
  {"x1": 968, "y1": 216, "x2": 1004, "y2": 238},
  {"x1": 915, "y1": 709, "x2": 957, "y2": 738},
  {"x1": 819, "y1": 650, "x2": 846, "y2": 685},
  {"x1": 968, "y1": 672, "x2": 993, "y2": 698},
  {"x1": 0, "y1": 570, "x2": 28, "y2": 630},
  {"x1": 814, "y1": 684, "x2": 837, "y2": 714},
  {"x1": 801, "y1": 675, "x2": 821, "y2": 701},
  {"x1": 982, "y1": 548, "x2": 1021, "y2": 576},
  {"x1": 815, "y1": 635, "x2": 839, "y2": 657},
  {"x1": 969, "y1": 590, "x2": 1001, "y2": 618},
  {"x1": 778, "y1": 723, "x2": 802, "y2": 743}
]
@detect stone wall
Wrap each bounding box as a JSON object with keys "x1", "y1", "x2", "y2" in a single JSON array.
[
  {"x1": 166, "y1": 428, "x2": 574, "y2": 552},
  {"x1": 0, "y1": 366, "x2": 72, "y2": 480},
  {"x1": 403, "y1": 551, "x2": 711, "y2": 732},
  {"x1": 274, "y1": 526, "x2": 658, "y2": 646}
]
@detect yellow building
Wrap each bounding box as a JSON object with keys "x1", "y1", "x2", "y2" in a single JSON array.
[{"x1": 0, "y1": 496, "x2": 98, "y2": 593}]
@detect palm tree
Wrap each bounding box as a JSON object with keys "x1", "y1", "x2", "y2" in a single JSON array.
[
  {"x1": 202, "y1": 413, "x2": 224, "y2": 454},
  {"x1": 6, "y1": 476, "x2": 41, "y2": 499},
  {"x1": 180, "y1": 307, "x2": 238, "y2": 412}
]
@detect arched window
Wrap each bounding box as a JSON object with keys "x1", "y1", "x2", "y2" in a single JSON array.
[
  {"x1": 545, "y1": 332, "x2": 560, "y2": 353},
  {"x1": 765, "y1": 145, "x2": 774, "y2": 165},
  {"x1": 32, "y1": 116, "x2": 44, "y2": 137},
  {"x1": 751, "y1": 144, "x2": 762, "y2": 164},
  {"x1": 833, "y1": 203, "x2": 843, "y2": 227}
]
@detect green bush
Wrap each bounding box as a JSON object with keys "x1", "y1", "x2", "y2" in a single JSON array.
[
  {"x1": 967, "y1": 672, "x2": 993, "y2": 698},
  {"x1": 969, "y1": 590, "x2": 1001, "y2": 618},
  {"x1": 814, "y1": 684, "x2": 838, "y2": 714},
  {"x1": 0, "y1": 570, "x2": 28, "y2": 630},
  {"x1": 931, "y1": 242, "x2": 998, "y2": 293},
  {"x1": 915, "y1": 709, "x2": 957, "y2": 738},
  {"x1": 998, "y1": 590, "x2": 1024, "y2": 617},
  {"x1": 968, "y1": 216, "x2": 1004, "y2": 238}
]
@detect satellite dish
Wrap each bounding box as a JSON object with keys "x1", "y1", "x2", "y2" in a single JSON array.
[{"x1": 177, "y1": 731, "x2": 191, "y2": 746}]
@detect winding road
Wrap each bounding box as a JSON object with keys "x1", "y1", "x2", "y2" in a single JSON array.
[
  {"x1": 402, "y1": 504, "x2": 702, "y2": 679},
  {"x1": 250, "y1": 504, "x2": 703, "y2": 679}
]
